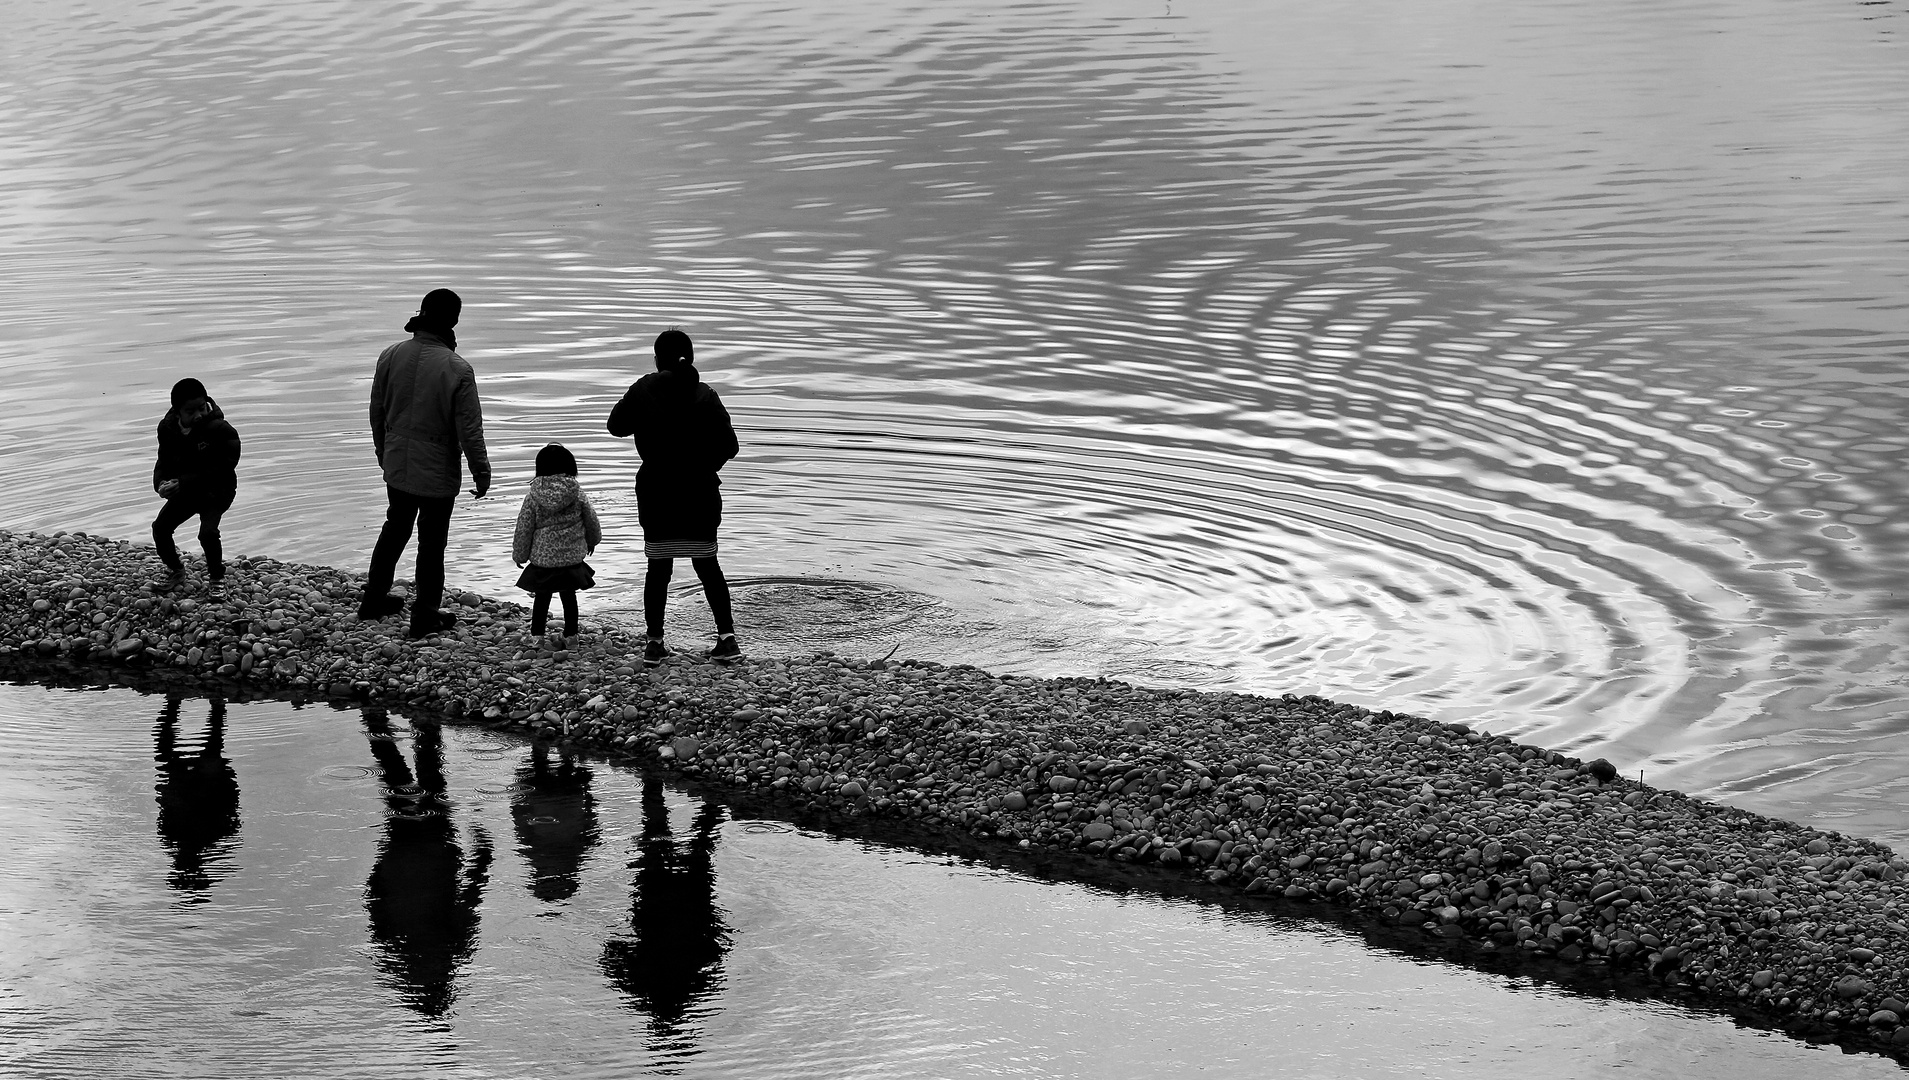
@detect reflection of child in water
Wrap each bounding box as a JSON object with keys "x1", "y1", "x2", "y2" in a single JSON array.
[
  {"x1": 512, "y1": 740, "x2": 599, "y2": 904},
  {"x1": 152, "y1": 696, "x2": 241, "y2": 899},
  {"x1": 512, "y1": 443, "x2": 601, "y2": 648}
]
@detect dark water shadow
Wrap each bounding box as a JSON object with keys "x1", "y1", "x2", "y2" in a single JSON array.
[
  {"x1": 362, "y1": 706, "x2": 494, "y2": 1020},
  {"x1": 511, "y1": 738, "x2": 601, "y2": 904},
  {"x1": 9, "y1": 663, "x2": 1907, "y2": 1066},
  {"x1": 600, "y1": 776, "x2": 733, "y2": 1071},
  {"x1": 153, "y1": 694, "x2": 241, "y2": 902},
  {"x1": 626, "y1": 761, "x2": 1909, "y2": 1069}
]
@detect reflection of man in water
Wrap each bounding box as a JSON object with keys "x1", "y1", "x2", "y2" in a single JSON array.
[
  {"x1": 361, "y1": 708, "x2": 493, "y2": 1018},
  {"x1": 601, "y1": 778, "x2": 732, "y2": 1051},
  {"x1": 153, "y1": 696, "x2": 241, "y2": 900},
  {"x1": 511, "y1": 737, "x2": 600, "y2": 903}
]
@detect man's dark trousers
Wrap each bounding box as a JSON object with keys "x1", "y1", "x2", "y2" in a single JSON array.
[{"x1": 364, "y1": 485, "x2": 455, "y2": 627}]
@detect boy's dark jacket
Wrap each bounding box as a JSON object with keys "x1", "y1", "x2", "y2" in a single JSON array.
[{"x1": 153, "y1": 400, "x2": 241, "y2": 501}]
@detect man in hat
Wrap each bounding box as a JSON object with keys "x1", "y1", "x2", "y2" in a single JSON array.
[{"x1": 360, "y1": 288, "x2": 492, "y2": 639}]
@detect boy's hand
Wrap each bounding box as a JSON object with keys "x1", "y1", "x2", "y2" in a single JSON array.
[
  {"x1": 157, "y1": 480, "x2": 179, "y2": 497},
  {"x1": 471, "y1": 477, "x2": 490, "y2": 499}
]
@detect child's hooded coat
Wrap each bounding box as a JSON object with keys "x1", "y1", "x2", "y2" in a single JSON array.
[{"x1": 512, "y1": 475, "x2": 602, "y2": 567}]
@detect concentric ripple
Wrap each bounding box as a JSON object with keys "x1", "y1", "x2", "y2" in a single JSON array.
[{"x1": 0, "y1": 0, "x2": 1904, "y2": 837}]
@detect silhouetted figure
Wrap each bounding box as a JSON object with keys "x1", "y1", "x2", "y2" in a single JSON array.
[
  {"x1": 600, "y1": 779, "x2": 732, "y2": 1055},
  {"x1": 362, "y1": 708, "x2": 493, "y2": 1018},
  {"x1": 150, "y1": 378, "x2": 240, "y2": 592},
  {"x1": 511, "y1": 443, "x2": 602, "y2": 646},
  {"x1": 152, "y1": 696, "x2": 241, "y2": 901},
  {"x1": 360, "y1": 288, "x2": 492, "y2": 639},
  {"x1": 606, "y1": 329, "x2": 741, "y2": 664},
  {"x1": 510, "y1": 738, "x2": 600, "y2": 903}
]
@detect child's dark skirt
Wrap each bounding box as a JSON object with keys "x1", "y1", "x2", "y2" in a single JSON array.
[{"x1": 516, "y1": 562, "x2": 595, "y2": 593}]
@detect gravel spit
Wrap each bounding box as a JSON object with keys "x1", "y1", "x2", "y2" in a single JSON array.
[{"x1": 6, "y1": 528, "x2": 1909, "y2": 1056}]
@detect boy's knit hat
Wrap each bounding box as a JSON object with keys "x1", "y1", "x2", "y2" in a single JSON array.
[
  {"x1": 535, "y1": 443, "x2": 578, "y2": 477},
  {"x1": 170, "y1": 378, "x2": 208, "y2": 408}
]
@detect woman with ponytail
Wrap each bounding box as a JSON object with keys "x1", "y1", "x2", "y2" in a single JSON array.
[{"x1": 606, "y1": 329, "x2": 741, "y2": 663}]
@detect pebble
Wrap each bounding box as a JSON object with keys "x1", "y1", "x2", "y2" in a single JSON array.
[{"x1": 6, "y1": 527, "x2": 1909, "y2": 1057}]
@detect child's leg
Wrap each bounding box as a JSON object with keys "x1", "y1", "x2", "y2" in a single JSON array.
[
  {"x1": 691, "y1": 556, "x2": 734, "y2": 636},
  {"x1": 197, "y1": 505, "x2": 227, "y2": 581},
  {"x1": 530, "y1": 591, "x2": 552, "y2": 635},
  {"x1": 643, "y1": 559, "x2": 673, "y2": 637},
  {"x1": 151, "y1": 499, "x2": 194, "y2": 572},
  {"x1": 559, "y1": 590, "x2": 579, "y2": 637}
]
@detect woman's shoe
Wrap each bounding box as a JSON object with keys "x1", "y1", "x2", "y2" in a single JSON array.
[
  {"x1": 406, "y1": 610, "x2": 458, "y2": 640},
  {"x1": 358, "y1": 593, "x2": 404, "y2": 620},
  {"x1": 643, "y1": 636, "x2": 671, "y2": 666},
  {"x1": 705, "y1": 634, "x2": 741, "y2": 662}
]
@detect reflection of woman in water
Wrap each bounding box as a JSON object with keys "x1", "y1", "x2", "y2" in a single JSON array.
[
  {"x1": 511, "y1": 737, "x2": 600, "y2": 903},
  {"x1": 601, "y1": 778, "x2": 732, "y2": 1052},
  {"x1": 153, "y1": 695, "x2": 242, "y2": 900},
  {"x1": 361, "y1": 708, "x2": 493, "y2": 1018}
]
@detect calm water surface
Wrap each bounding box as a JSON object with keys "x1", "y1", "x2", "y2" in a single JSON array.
[
  {"x1": 3, "y1": 682, "x2": 1905, "y2": 1079},
  {"x1": 1, "y1": 1, "x2": 1908, "y2": 1066},
  {"x1": 1, "y1": 0, "x2": 1905, "y2": 836}
]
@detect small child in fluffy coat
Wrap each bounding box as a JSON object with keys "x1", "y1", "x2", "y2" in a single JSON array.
[{"x1": 512, "y1": 443, "x2": 602, "y2": 643}]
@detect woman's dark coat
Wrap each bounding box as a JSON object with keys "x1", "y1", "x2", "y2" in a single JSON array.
[{"x1": 606, "y1": 367, "x2": 738, "y2": 542}]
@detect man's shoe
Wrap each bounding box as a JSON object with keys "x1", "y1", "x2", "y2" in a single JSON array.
[
  {"x1": 643, "y1": 636, "x2": 671, "y2": 666},
  {"x1": 705, "y1": 634, "x2": 741, "y2": 663},
  {"x1": 358, "y1": 593, "x2": 405, "y2": 620},
  {"x1": 405, "y1": 611, "x2": 458, "y2": 640}
]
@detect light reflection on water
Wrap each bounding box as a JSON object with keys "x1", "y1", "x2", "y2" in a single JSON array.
[
  {"x1": 3, "y1": 684, "x2": 1904, "y2": 1079},
  {"x1": 0, "y1": 0, "x2": 1905, "y2": 847}
]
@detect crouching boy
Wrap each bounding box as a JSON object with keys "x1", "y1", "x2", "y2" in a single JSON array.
[{"x1": 152, "y1": 377, "x2": 241, "y2": 590}]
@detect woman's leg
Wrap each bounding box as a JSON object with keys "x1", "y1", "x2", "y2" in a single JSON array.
[
  {"x1": 559, "y1": 589, "x2": 579, "y2": 637},
  {"x1": 643, "y1": 559, "x2": 673, "y2": 637},
  {"x1": 691, "y1": 556, "x2": 734, "y2": 637},
  {"x1": 530, "y1": 592, "x2": 552, "y2": 636}
]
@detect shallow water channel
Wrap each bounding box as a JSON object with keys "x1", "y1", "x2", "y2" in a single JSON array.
[{"x1": 0, "y1": 680, "x2": 1902, "y2": 1079}]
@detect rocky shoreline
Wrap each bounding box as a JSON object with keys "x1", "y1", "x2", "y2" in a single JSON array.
[{"x1": 6, "y1": 527, "x2": 1909, "y2": 1057}]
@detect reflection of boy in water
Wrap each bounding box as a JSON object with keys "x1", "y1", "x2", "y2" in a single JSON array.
[
  {"x1": 601, "y1": 778, "x2": 732, "y2": 1048},
  {"x1": 511, "y1": 737, "x2": 600, "y2": 903},
  {"x1": 361, "y1": 708, "x2": 493, "y2": 1018},
  {"x1": 153, "y1": 696, "x2": 241, "y2": 900}
]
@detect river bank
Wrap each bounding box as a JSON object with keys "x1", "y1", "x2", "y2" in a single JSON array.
[{"x1": 5, "y1": 527, "x2": 1909, "y2": 1058}]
